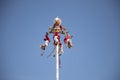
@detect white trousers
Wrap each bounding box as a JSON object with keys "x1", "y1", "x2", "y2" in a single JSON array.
[
  {"x1": 45, "y1": 40, "x2": 49, "y2": 46},
  {"x1": 54, "y1": 36, "x2": 58, "y2": 42}
]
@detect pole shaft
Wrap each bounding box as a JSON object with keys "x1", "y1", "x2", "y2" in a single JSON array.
[{"x1": 56, "y1": 44, "x2": 59, "y2": 80}]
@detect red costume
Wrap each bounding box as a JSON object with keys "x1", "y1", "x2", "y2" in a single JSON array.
[
  {"x1": 64, "y1": 34, "x2": 71, "y2": 44},
  {"x1": 64, "y1": 33, "x2": 72, "y2": 48},
  {"x1": 41, "y1": 32, "x2": 50, "y2": 51},
  {"x1": 53, "y1": 32, "x2": 61, "y2": 46},
  {"x1": 44, "y1": 32, "x2": 50, "y2": 42}
]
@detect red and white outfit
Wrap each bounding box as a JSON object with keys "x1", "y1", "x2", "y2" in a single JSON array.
[
  {"x1": 53, "y1": 31, "x2": 63, "y2": 54},
  {"x1": 44, "y1": 33, "x2": 50, "y2": 46},
  {"x1": 53, "y1": 32, "x2": 61, "y2": 45},
  {"x1": 64, "y1": 33, "x2": 72, "y2": 48},
  {"x1": 40, "y1": 32, "x2": 50, "y2": 50}
]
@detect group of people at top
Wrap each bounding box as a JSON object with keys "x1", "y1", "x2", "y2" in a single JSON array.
[{"x1": 40, "y1": 17, "x2": 72, "y2": 56}]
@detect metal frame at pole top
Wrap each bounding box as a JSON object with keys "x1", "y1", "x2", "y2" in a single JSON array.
[{"x1": 56, "y1": 44, "x2": 59, "y2": 80}]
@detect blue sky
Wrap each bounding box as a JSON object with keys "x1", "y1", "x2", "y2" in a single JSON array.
[{"x1": 0, "y1": 0, "x2": 120, "y2": 80}]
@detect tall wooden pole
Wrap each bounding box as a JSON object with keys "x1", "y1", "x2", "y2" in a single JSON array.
[{"x1": 56, "y1": 44, "x2": 59, "y2": 80}]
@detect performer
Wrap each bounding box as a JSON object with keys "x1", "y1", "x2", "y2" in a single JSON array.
[
  {"x1": 49, "y1": 17, "x2": 66, "y2": 34},
  {"x1": 53, "y1": 27, "x2": 63, "y2": 55},
  {"x1": 64, "y1": 32, "x2": 72, "y2": 48},
  {"x1": 40, "y1": 32, "x2": 50, "y2": 50}
]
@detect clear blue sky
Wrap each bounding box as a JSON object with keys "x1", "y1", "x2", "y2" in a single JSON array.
[{"x1": 0, "y1": 0, "x2": 120, "y2": 80}]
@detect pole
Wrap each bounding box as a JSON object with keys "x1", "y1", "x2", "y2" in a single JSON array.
[{"x1": 56, "y1": 44, "x2": 59, "y2": 80}]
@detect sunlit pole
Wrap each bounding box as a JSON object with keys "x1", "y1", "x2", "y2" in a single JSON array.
[{"x1": 56, "y1": 44, "x2": 59, "y2": 80}]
